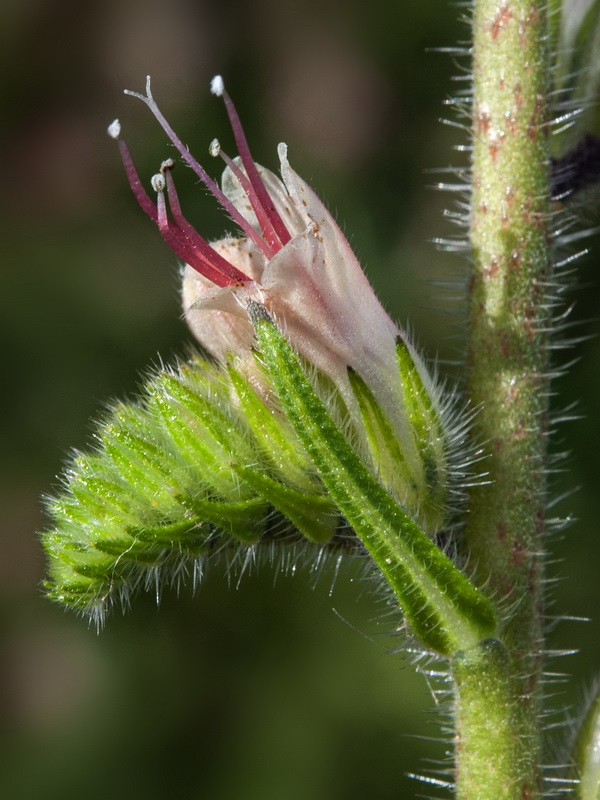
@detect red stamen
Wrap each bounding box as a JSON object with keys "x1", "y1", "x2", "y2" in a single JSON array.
[
  {"x1": 109, "y1": 122, "x2": 250, "y2": 288},
  {"x1": 213, "y1": 78, "x2": 291, "y2": 247},
  {"x1": 161, "y1": 164, "x2": 251, "y2": 285},
  {"x1": 124, "y1": 78, "x2": 275, "y2": 260},
  {"x1": 113, "y1": 132, "x2": 158, "y2": 222},
  {"x1": 211, "y1": 140, "x2": 282, "y2": 253},
  {"x1": 152, "y1": 175, "x2": 240, "y2": 288}
]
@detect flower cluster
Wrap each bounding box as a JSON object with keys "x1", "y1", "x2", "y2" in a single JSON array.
[
  {"x1": 41, "y1": 76, "x2": 490, "y2": 651},
  {"x1": 108, "y1": 75, "x2": 465, "y2": 534}
]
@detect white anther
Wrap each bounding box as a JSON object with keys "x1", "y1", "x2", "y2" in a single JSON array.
[
  {"x1": 209, "y1": 138, "x2": 221, "y2": 157},
  {"x1": 160, "y1": 158, "x2": 175, "y2": 173},
  {"x1": 107, "y1": 119, "x2": 121, "y2": 139},
  {"x1": 277, "y1": 142, "x2": 289, "y2": 162},
  {"x1": 151, "y1": 173, "x2": 166, "y2": 193},
  {"x1": 210, "y1": 75, "x2": 225, "y2": 97}
]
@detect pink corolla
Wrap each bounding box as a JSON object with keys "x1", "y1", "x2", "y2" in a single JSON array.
[{"x1": 109, "y1": 76, "x2": 458, "y2": 528}]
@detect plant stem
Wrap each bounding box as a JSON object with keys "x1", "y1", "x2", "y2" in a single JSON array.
[{"x1": 457, "y1": 0, "x2": 551, "y2": 797}]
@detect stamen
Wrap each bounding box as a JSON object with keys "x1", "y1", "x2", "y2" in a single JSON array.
[
  {"x1": 109, "y1": 121, "x2": 250, "y2": 287},
  {"x1": 210, "y1": 75, "x2": 225, "y2": 97},
  {"x1": 123, "y1": 77, "x2": 274, "y2": 260},
  {"x1": 151, "y1": 173, "x2": 166, "y2": 193},
  {"x1": 209, "y1": 138, "x2": 281, "y2": 251},
  {"x1": 151, "y1": 173, "x2": 169, "y2": 228},
  {"x1": 107, "y1": 119, "x2": 121, "y2": 139},
  {"x1": 108, "y1": 123, "x2": 158, "y2": 221},
  {"x1": 211, "y1": 75, "x2": 292, "y2": 247},
  {"x1": 160, "y1": 162, "x2": 251, "y2": 285},
  {"x1": 150, "y1": 169, "x2": 245, "y2": 288}
]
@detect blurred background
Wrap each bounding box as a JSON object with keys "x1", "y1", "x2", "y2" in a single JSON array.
[{"x1": 2, "y1": 0, "x2": 600, "y2": 797}]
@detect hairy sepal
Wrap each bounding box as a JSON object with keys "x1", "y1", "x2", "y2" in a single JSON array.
[
  {"x1": 347, "y1": 336, "x2": 450, "y2": 535},
  {"x1": 249, "y1": 302, "x2": 497, "y2": 657}
]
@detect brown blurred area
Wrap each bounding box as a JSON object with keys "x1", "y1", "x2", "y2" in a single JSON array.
[{"x1": 2, "y1": 1, "x2": 600, "y2": 798}]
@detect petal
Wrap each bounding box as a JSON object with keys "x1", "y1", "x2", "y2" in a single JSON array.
[
  {"x1": 261, "y1": 225, "x2": 413, "y2": 445},
  {"x1": 182, "y1": 236, "x2": 266, "y2": 359}
]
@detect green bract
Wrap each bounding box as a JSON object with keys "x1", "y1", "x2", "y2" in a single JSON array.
[{"x1": 42, "y1": 357, "x2": 340, "y2": 623}]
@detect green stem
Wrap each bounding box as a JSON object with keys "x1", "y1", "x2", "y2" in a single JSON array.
[
  {"x1": 453, "y1": 640, "x2": 524, "y2": 800},
  {"x1": 458, "y1": 0, "x2": 551, "y2": 797}
]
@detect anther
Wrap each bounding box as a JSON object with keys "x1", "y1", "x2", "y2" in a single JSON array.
[
  {"x1": 210, "y1": 75, "x2": 225, "y2": 97},
  {"x1": 151, "y1": 173, "x2": 166, "y2": 193},
  {"x1": 107, "y1": 119, "x2": 121, "y2": 139}
]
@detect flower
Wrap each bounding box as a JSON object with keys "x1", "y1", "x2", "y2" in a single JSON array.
[{"x1": 109, "y1": 76, "x2": 461, "y2": 532}]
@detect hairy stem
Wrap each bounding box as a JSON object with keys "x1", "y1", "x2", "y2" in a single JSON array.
[{"x1": 457, "y1": 0, "x2": 550, "y2": 797}]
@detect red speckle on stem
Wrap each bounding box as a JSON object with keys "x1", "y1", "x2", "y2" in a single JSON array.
[
  {"x1": 511, "y1": 540, "x2": 528, "y2": 569},
  {"x1": 491, "y1": 4, "x2": 513, "y2": 40},
  {"x1": 484, "y1": 258, "x2": 499, "y2": 279},
  {"x1": 477, "y1": 110, "x2": 491, "y2": 135},
  {"x1": 514, "y1": 82, "x2": 523, "y2": 109}
]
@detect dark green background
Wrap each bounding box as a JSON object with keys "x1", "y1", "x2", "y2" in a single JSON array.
[{"x1": 2, "y1": 1, "x2": 599, "y2": 798}]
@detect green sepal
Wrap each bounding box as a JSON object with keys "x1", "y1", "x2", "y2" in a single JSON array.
[
  {"x1": 56, "y1": 464, "x2": 141, "y2": 531},
  {"x1": 572, "y1": 681, "x2": 600, "y2": 799},
  {"x1": 148, "y1": 373, "x2": 254, "y2": 499},
  {"x1": 126, "y1": 515, "x2": 208, "y2": 544},
  {"x1": 175, "y1": 496, "x2": 267, "y2": 543},
  {"x1": 101, "y1": 409, "x2": 188, "y2": 513},
  {"x1": 232, "y1": 464, "x2": 337, "y2": 544},
  {"x1": 347, "y1": 366, "x2": 421, "y2": 518},
  {"x1": 42, "y1": 351, "x2": 350, "y2": 617},
  {"x1": 227, "y1": 363, "x2": 315, "y2": 490},
  {"x1": 94, "y1": 528, "x2": 206, "y2": 558},
  {"x1": 250, "y1": 302, "x2": 497, "y2": 657},
  {"x1": 346, "y1": 342, "x2": 450, "y2": 533},
  {"x1": 396, "y1": 337, "x2": 448, "y2": 526}
]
